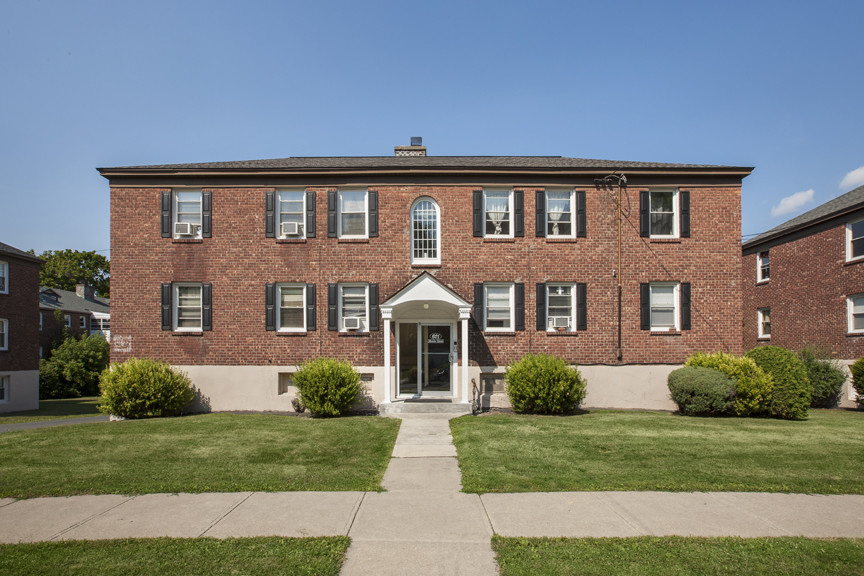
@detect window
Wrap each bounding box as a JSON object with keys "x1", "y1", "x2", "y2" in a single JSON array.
[
  {"x1": 411, "y1": 198, "x2": 440, "y2": 264},
  {"x1": 39, "y1": 313, "x2": 42, "y2": 332},
  {"x1": 0, "y1": 318, "x2": 6, "y2": 350},
  {"x1": 649, "y1": 190, "x2": 678, "y2": 237},
  {"x1": 485, "y1": 283, "x2": 514, "y2": 331},
  {"x1": 79, "y1": 316, "x2": 87, "y2": 330},
  {"x1": 174, "y1": 284, "x2": 203, "y2": 331},
  {"x1": 546, "y1": 190, "x2": 574, "y2": 237},
  {"x1": 278, "y1": 190, "x2": 305, "y2": 238},
  {"x1": 546, "y1": 284, "x2": 574, "y2": 330},
  {"x1": 758, "y1": 307, "x2": 771, "y2": 338},
  {"x1": 757, "y1": 251, "x2": 770, "y2": 282},
  {"x1": 64, "y1": 315, "x2": 71, "y2": 329},
  {"x1": 174, "y1": 190, "x2": 203, "y2": 238},
  {"x1": 649, "y1": 283, "x2": 679, "y2": 332},
  {"x1": 0, "y1": 375, "x2": 7, "y2": 402},
  {"x1": 484, "y1": 189, "x2": 512, "y2": 237},
  {"x1": 0, "y1": 260, "x2": 7, "y2": 294},
  {"x1": 339, "y1": 189, "x2": 368, "y2": 238},
  {"x1": 847, "y1": 220, "x2": 864, "y2": 261},
  {"x1": 848, "y1": 295, "x2": 864, "y2": 333},
  {"x1": 339, "y1": 284, "x2": 369, "y2": 332},
  {"x1": 278, "y1": 284, "x2": 306, "y2": 331}
]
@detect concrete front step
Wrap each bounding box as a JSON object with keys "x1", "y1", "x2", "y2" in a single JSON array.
[{"x1": 379, "y1": 400, "x2": 472, "y2": 415}]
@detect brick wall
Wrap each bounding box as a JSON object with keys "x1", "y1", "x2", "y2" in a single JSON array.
[
  {"x1": 39, "y1": 310, "x2": 91, "y2": 357},
  {"x1": 0, "y1": 256, "x2": 41, "y2": 372},
  {"x1": 110, "y1": 184, "x2": 742, "y2": 369}
]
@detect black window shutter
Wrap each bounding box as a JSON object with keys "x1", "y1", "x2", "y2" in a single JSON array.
[
  {"x1": 680, "y1": 191, "x2": 690, "y2": 238},
  {"x1": 161, "y1": 192, "x2": 172, "y2": 238},
  {"x1": 681, "y1": 282, "x2": 692, "y2": 330},
  {"x1": 576, "y1": 283, "x2": 587, "y2": 331},
  {"x1": 327, "y1": 191, "x2": 337, "y2": 238},
  {"x1": 576, "y1": 190, "x2": 586, "y2": 238},
  {"x1": 473, "y1": 283, "x2": 484, "y2": 328},
  {"x1": 161, "y1": 283, "x2": 172, "y2": 330},
  {"x1": 369, "y1": 284, "x2": 379, "y2": 330},
  {"x1": 368, "y1": 190, "x2": 378, "y2": 238},
  {"x1": 265, "y1": 191, "x2": 275, "y2": 238},
  {"x1": 640, "y1": 283, "x2": 650, "y2": 330},
  {"x1": 327, "y1": 284, "x2": 338, "y2": 330},
  {"x1": 306, "y1": 191, "x2": 316, "y2": 238},
  {"x1": 265, "y1": 283, "x2": 276, "y2": 331},
  {"x1": 202, "y1": 191, "x2": 212, "y2": 238},
  {"x1": 536, "y1": 283, "x2": 546, "y2": 330},
  {"x1": 640, "y1": 191, "x2": 649, "y2": 238},
  {"x1": 514, "y1": 190, "x2": 524, "y2": 237},
  {"x1": 472, "y1": 190, "x2": 483, "y2": 237},
  {"x1": 515, "y1": 283, "x2": 525, "y2": 330},
  {"x1": 202, "y1": 284, "x2": 212, "y2": 331},
  {"x1": 535, "y1": 191, "x2": 546, "y2": 237},
  {"x1": 306, "y1": 283, "x2": 316, "y2": 330}
]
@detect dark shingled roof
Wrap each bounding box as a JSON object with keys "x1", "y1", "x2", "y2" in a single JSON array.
[
  {"x1": 0, "y1": 241, "x2": 42, "y2": 263},
  {"x1": 744, "y1": 184, "x2": 864, "y2": 248},
  {"x1": 99, "y1": 155, "x2": 752, "y2": 172},
  {"x1": 39, "y1": 287, "x2": 109, "y2": 314}
]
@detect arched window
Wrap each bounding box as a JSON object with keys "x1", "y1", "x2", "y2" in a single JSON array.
[{"x1": 411, "y1": 198, "x2": 440, "y2": 264}]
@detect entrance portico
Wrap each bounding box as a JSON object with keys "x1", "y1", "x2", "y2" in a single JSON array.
[{"x1": 380, "y1": 273, "x2": 472, "y2": 405}]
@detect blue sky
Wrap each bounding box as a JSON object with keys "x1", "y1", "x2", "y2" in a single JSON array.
[{"x1": 2, "y1": 0, "x2": 862, "y2": 255}]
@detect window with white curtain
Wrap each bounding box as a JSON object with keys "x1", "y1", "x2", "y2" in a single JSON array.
[
  {"x1": 546, "y1": 190, "x2": 574, "y2": 237},
  {"x1": 484, "y1": 189, "x2": 512, "y2": 237},
  {"x1": 411, "y1": 198, "x2": 440, "y2": 264}
]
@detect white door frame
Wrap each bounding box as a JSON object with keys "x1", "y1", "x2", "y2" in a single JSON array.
[{"x1": 396, "y1": 321, "x2": 457, "y2": 397}]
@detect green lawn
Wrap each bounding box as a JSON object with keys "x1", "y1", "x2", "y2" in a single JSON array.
[
  {"x1": 451, "y1": 409, "x2": 864, "y2": 494},
  {"x1": 0, "y1": 537, "x2": 349, "y2": 576},
  {"x1": 0, "y1": 413, "x2": 400, "y2": 498},
  {"x1": 493, "y1": 537, "x2": 864, "y2": 576},
  {"x1": 0, "y1": 396, "x2": 101, "y2": 424}
]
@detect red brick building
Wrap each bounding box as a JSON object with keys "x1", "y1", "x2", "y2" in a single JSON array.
[
  {"x1": 0, "y1": 242, "x2": 42, "y2": 412},
  {"x1": 101, "y1": 142, "x2": 751, "y2": 412},
  {"x1": 743, "y1": 184, "x2": 864, "y2": 406},
  {"x1": 39, "y1": 284, "x2": 110, "y2": 358}
]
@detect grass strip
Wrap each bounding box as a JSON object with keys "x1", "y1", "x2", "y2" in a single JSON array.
[
  {"x1": 0, "y1": 413, "x2": 400, "y2": 497},
  {"x1": 493, "y1": 536, "x2": 864, "y2": 576},
  {"x1": 452, "y1": 410, "x2": 864, "y2": 494},
  {"x1": 0, "y1": 536, "x2": 349, "y2": 576},
  {"x1": 0, "y1": 397, "x2": 101, "y2": 424}
]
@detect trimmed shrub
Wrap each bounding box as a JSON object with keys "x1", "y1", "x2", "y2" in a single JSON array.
[
  {"x1": 745, "y1": 346, "x2": 811, "y2": 420},
  {"x1": 684, "y1": 352, "x2": 773, "y2": 416},
  {"x1": 851, "y1": 356, "x2": 864, "y2": 407},
  {"x1": 292, "y1": 358, "x2": 362, "y2": 417},
  {"x1": 505, "y1": 353, "x2": 587, "y2": 414},
  {"x1": 99, "y1": 358, "x2": 195, "y2": 419},
  {"x1": 39, "y1": 334, "x2": 110, "y2": 399},
  {"x1": 798, "y1": 346, "x2": 846, "y2": 408},
  {"x1": 667, "y1": 366, "x2": 736, "y2": 416}
]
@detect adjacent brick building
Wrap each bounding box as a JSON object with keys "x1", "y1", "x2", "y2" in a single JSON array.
[
  {"x1": 39, "y1": 284, "x2": 110, "y2": 358},
  {"x1": 101, "y1": 142, "x2": 751, "y2": 412},
  {"x1": 743, "y1": 184, "x2": 864, "y2": 405},
  {"x1": 0, "y1": 242, "x2": 42, "y2": 412}
]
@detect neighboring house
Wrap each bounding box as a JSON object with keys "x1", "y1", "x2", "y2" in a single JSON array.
[
  {"x1": 0, "y1": 242, "x2": 42, "y2": 413},
  {"x1": 39, "y1": 284, "x2": 110, "y2": 357},
  {"x1": 100, "y1": 140, "x2": 751, "y2": 412},
  {"x1": 743, "y1": 184, "x2": 864, "y2": 406}
]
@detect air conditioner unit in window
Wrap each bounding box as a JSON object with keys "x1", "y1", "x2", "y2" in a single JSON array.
[
  {"x1": 281, "y1": 222, "x2": 300, "y2": 236},
  {"x1": 343, "y1": 317, "x2": 361, "y2": 330},
  {"x1": 174, "y1": 222, "x2": 193, "y2": 236},
  {"x1": 552, "y1": 316, "x2": 570, "y2": 328}
]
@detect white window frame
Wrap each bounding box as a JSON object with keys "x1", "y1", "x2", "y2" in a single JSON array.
[
  {"x1": 0, "y1": 260, "x2": 7, "y2": 294},
  {"x1": 64, "y1": 315, "x2": 71, "y2": 329},
  {"x1": 757, "y1": 307, "x2": 771, "y2": 338},
  {"x1": 0, "y1": 318, "x2": 7, "y2": 351},
  {"x1": 483, "y1": 189, "x2": 514, "y2": 239},
  {"x1": 338, "y1": 283, "x2": 369, "y2": 333},
  {"x1": 79, "y1": 316, "x2": 87, "y2": 330},
  {"x1": 173, "y1": 283, "x2": 203, "y2": 332},
  {"x1": 410, "y1": 197, "x2": 441, "y2": 265},
  {"x1": 546, "y1": 283, "x2": 576, "y2": 331},
  {"x1": 649, "y1": 282, "x2": 680, "y2": 332},
  {"x1": 484, "y1": 283, "x2": 514, "y2": 332},
  {"x1": 277, "y1": 189, "x2": 306, "y2": 239},
  {"x1": 846, "y1": 219, "x2": 864, "y2": 262},
  {"x1": 649, "y1": 189, "x2": 679, "y2": 239},
  {"x1": 173, "y1": 189, "x2": 204, "y2": 239},
  {"x1": 757, "y1": 251, "x2": 770, "y2": 282},
  {"x1": 546, "y1": 189, "x2": 575, "y2": 238},
  {"x1": 277, "y1": 283, "x2": 307, "y2": 332},
  {"x1": 338, "y1": 189, "x2": 369, "y2": 239},
  {"x1": 847, "y1": 295, "x2": 864, "y2": 334},
  {"x1": 0, "y1": 375, "x2": 8, "y2": 403}
]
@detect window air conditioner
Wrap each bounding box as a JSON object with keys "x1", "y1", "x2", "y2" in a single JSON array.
[
  {"x1": 281, "y1": 222, "x2": 300, "y2": 236},
  {"x1": 552, "y1": 316, "x2": 570, "y2": 328},
  {"x1": 343, "y1": 317, "x2": 361, "y2": 330},
  {"x1": 174, "y1": 222, "x2": 193, "y2": 236}
]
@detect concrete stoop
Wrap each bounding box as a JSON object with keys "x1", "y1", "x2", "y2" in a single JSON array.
[{"x1": 379, "y1": 399, "x2": 472, "y2": 416}]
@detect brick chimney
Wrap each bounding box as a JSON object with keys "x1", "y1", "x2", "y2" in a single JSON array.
[
  {"x1": 76, "y1": 283, "x2": 96, "y2": 300},
  {"x1": 394, "y1": 136, "x2": 426, "y2": 157}
]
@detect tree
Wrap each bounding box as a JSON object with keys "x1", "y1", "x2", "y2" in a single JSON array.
[{"x1": 38, "y1": 250, "x2": 110, "y2": 297}]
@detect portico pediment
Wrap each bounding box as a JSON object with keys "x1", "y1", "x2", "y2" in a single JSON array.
[{"x1": 381, "y1": 272, "x2": 471, "y2": 310}]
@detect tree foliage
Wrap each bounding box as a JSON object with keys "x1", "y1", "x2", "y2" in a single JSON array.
[{"x1": 37, "y1": 249, "x2": 110, "y2": 297}]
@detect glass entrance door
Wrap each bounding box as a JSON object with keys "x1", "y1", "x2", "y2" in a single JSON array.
[
  {"x1": 397, "y1": 323, "x2": 454, "y2": 396},
  {"x1": 422, "y1": 325, "x2": 451, "y2": 393}
]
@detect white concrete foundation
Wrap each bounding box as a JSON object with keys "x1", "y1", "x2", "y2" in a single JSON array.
[{"x1": 0, "y1": 370, "x2": 39, "y2": 414}]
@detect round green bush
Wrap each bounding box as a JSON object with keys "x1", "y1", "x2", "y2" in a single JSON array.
[
  {"x1": 292, "y1": 358, "x2": 361, "y2": 417},
  {"x1": 850, "y1": 356, "x2": 864, "y2": 407},
  {"x1": 505, "y1": 353, "x2": 587, "y2": 414},
  {"x1": 99, "y1": 358, "x2": 195, "y2": 419},
  {"x1": 745, "y1": 346, "x2": 811, "y2": 420},
  {"x1": 798, "y1": 347, "x2": 846, "y2": 408},
  {"x1": 684, "y1": 351, "x2": 773, "y2": 416},
  {"x1": 667, "y1": 366, "x2": 736, "y2": 416},
  {"x1": 39, "y1": 334, "x2": 110, "y2": 399}
]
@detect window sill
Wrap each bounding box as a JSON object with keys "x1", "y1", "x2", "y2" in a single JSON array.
[
  {"x1": 844, "y1": 258, "x2": 864, "y2": 267},
  {"x1": 846, "y1": 332, "x2": 864, "y2": 338},
  {"x1": 482, "y1": 238, "x2": 516, "y2": 243},
  {"x1": 171, "y1": 331, "x2": 204, "y2": 337},
  {"x1": 172, "y1": 238, "x2": 203, "y2": 244},
  {"x1": 338, "y1": 238, "x2": 370, "y2": 244},
  {"x1": 483, "y1": 331, "x2": 517, "y2": 336},
  {"x1": 545, "y1": 330, "x2": 579, "y2": 336},
  {"x1": 649, "y1": 330, "x2": 682, "y2": 336},
  {"x1": 276, "y1": 331, "x2": 308, "y2": 336},
  {"x1": 276, "y1": 238, "x2": 307, "y2": 244},
  {"x1": 545, "y1": 237, "x2": 578, "y2": 243},
  {"x1": 756, "y1": 280, "x2": 769, "y2": 285},
  {"x1": 411, "y1": 263, "x2": 442, "y2": 269},
  {"x1": 756, "y1": 337, "x2": 771, "y2": 341},
  {"x1": 338, "y1": 331, "x2": 371, "y2": 337},
  {"x1": 649, "y1": 238, "x2": 681, "y2": 244}
]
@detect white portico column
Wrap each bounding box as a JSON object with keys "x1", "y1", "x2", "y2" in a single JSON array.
[
  {"x1": 460, "y1": 307, "x2": 471, "y2": 403},
  {"x1": 382, "y1": 307, "x2": 393, "y2": 404}
]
